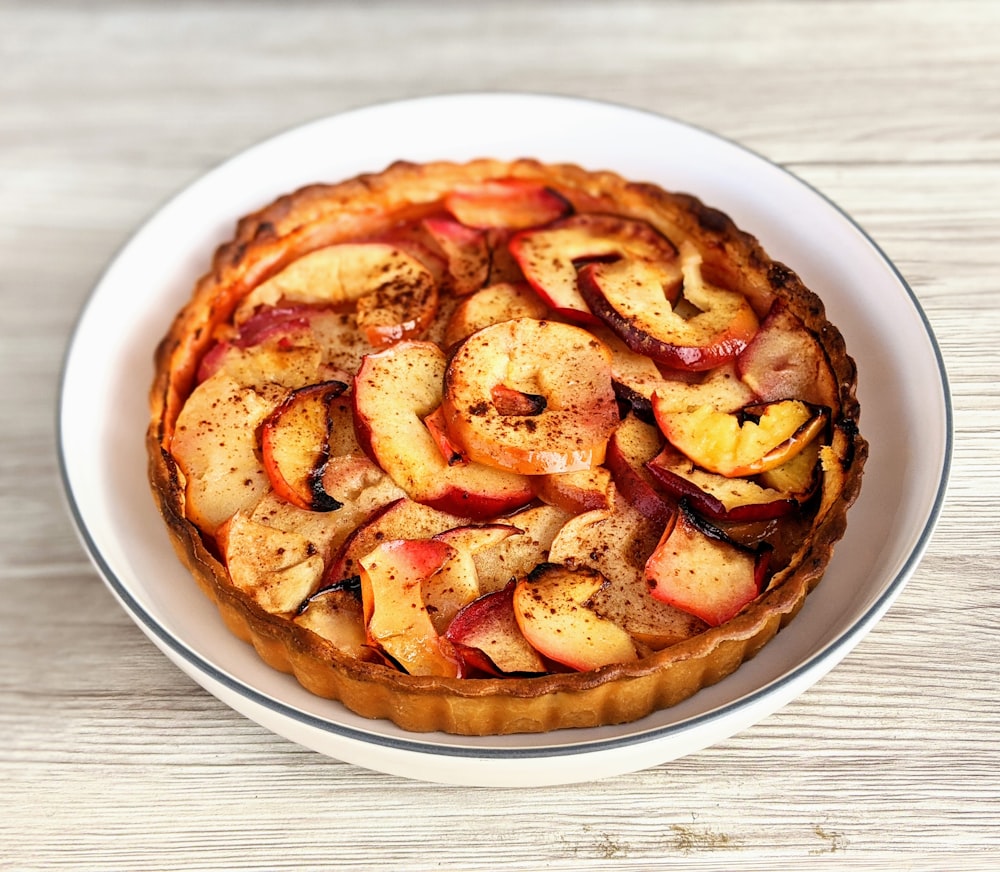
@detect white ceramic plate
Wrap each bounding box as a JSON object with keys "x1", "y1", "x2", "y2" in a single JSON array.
[{"x1": 59, "y1": 93, "x2": 950, "y2": 787}]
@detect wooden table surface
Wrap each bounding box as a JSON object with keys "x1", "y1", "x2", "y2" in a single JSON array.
[{"x1": 3, "y1": 1, "x2": 998, "y2": 869}]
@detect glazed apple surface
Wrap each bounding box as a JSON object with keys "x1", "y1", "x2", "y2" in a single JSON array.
[{"x1": 149, "y1": 158, "x2": 865, "y2": 736}]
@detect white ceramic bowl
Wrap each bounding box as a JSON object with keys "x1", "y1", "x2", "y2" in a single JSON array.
[{"x1": 59, "y1": 94, "x2": 950, "y2": 787}]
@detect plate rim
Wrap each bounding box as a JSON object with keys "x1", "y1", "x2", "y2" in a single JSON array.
[{"x1": 57, "y1": 91, "x2": 953, "y2": 765}]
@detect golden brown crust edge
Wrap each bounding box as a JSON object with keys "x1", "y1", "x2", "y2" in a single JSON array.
[{"x1": 147, "y1": 158, "x2": 867, "y2": 735}]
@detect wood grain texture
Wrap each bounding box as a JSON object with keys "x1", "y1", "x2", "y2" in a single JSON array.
[{"x1": 2, "y1": 1, "x2": 998, "y2": 869}]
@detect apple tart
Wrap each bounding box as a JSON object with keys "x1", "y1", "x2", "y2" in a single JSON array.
[{"x1": 148, "y1": 158, "x2": 866, "y2": 735}]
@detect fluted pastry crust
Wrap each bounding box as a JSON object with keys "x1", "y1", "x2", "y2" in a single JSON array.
[{"x1": 148, "y1": 159, "x2": 866, "y2": 735}]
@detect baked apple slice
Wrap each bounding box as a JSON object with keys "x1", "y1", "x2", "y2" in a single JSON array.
[
  {"x1": 423, "y1": 523, "x2": 522, "y2": 633},
  {"x1": 197, "y1": 306, "x2": 315, "y2": 382},
  {"x1": 260, "y1": 380, "x2": 348, "y2": 511},
  {"x1": 653, "y1": 397, "x2": 829, "y2": 478},
  {"x1": 170, "y1": 373, "x2": 285, "y2": 533},
  {"x1": 207, "y1": 306, "x2": 374, "y2": 385},
  {"x1": 645, "y1": 444, "x2": 799, "y2": 522},
  {"x1": 445, "y1": 581, "x2": 547, "y2": 675},
  {"x1": 332, "y1": 497, "x2": 470, "y2": 581},
  {"x1": 294, "y1": 580, "x2": 368, "y2": 658},
  {"x1": 604, "y1": 413, "x2": 672, "y2": 528},
  {"x1": 647, "y1": 363, "x2": 757, "y2": 416},
  {"x1": 362, "y1": 224, "x2": 449, "y2": 286},
  {"x1": 737, "y1": 298, "x2": 840, "y2": 408},
  {"x1": 423, "y1": 405, "x2": 468, "y2": 467},
  {"x1": 548, "y1": 501, "x2": 707, "y2": 651},
  {"x1": 359, "y1": 539, "x2": 461, "y2": 677},
  {"x1": 197, "y1": 334, "x2": 326, "y2": 394},
  {"x1": 422, "y1": 217, "x2": 491, "y2": 295},
  {"x1": 533, "y1": 466, "x2": 615, "y2": 514},
  {"x1": 468, "y1": 504, "x2": 572, "y2": 594},
  {"x1": 589, "y1": 325, "x2": 668, "y2": 422},
  {"x1": 233, "y1": 243, "x2": 439, "y2": 347},
  {"x1": 441, "y1": 318, "x2": 619, "y2": 474},
  {"x1": 513, "y1": 563, "x2": 638, "y2": 672},
  {"x1": 443, "y1": 282, "x2": 549, "y2": 348},
  {"x1": 509, "y1": 213, "x2": 680, "y2": 323},
  {"x1": 489, "y1": 384, "x2": 547, "y2": 417},
  {"x1": 419, "y1": 546, "x2": 480, "y2": 635},
  {"x1": 577, "y1": 241, "x2": 759, "y2": 371},
  {"x1": 645, "y1": 502, "x2": 771, "y2": 626},
  {"x1": 593, "y1": 323, "x2": 757, "y2": 422},
  {"x1": 484, "y1": 228, "x2": 529, "y2": 285},
  {"x1": 218, "y1": 511, "x2": 326, "y2": 615},
  {"x1": 757, "y1": 438, "x2": 822, "y2": 499},
  {"x1": 434, "y1": 522, "x2": 522, "y2": 555},
  {"x1": 443, "y1": 179, "x2": 571, "y2": 230},
  {"x1": 231, "y1": 304, "x2": 313, "y2": 347},
  {"x1": 353, "y1": 340, "x2": 533, "y2": 518},
  {"x1": 249, "y1": 466, "x2": 404, "y2": 569},
  {"x1": 304, "y1": 308, "x2": 380, "y2": 376}
]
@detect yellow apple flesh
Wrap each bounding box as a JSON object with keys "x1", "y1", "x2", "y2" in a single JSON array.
[{"x1": 654, "y1": 398, "x2": 828, "y2": 478}]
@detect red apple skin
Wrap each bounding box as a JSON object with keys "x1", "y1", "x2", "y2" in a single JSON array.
[
  {"x1": 645, "y1": 445, "x2": 800, "y2": 523},
  {"x1": 604, "y1": 415, "x2": 673, "y2": 528},
  {"x1": 197, "y1": 306, "x2": 315, "y2": 382},
  {"x1": 736, "y1": 298, "x2": 840, "y2": 409},
  {"x1": 422, "y1": 217, "x2": 491, "y2": 296},
  {"x1": 398, "y1": 470, "x2": 532, "y2": 521},
  {"x1": 196, "y1": 341, "x2": 233, "y2": 383},
  {"x1": 444, "y1": 179, "x2": 572, "y2": 230},
  {"x1": 444, "y1": 581, "x2": 547, "y2": 675},
  {"x1": 260, "y1": 380, "x2": 349, "y2": 512},
  {"x1": 423, "y1": 406, "x2": 469, "y2": 467},
  {"x1": 645, "y1": 502, "x2": 771, "y2": 627},
  {"x1": 508, "y1": 213, "x2": 681, "y2": 325},
  {"x1": 330, "y1": 497, "x2": 470, "y2": 582},
  {"x1": 445, "y1": 641, "x2": 505, "y2": 678},
  {"x1": 236, "y1": 305, "x2": 313, "y2": 347},
  {"x1": 358, "y1": 538, "x2": 461, "y2": 678},
  {"x1": 578, "y1": 261, "x2": 758, "y2": 372},
  {"x1": 352, "y1": 341, "x2": 533, "y2": 519}
]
